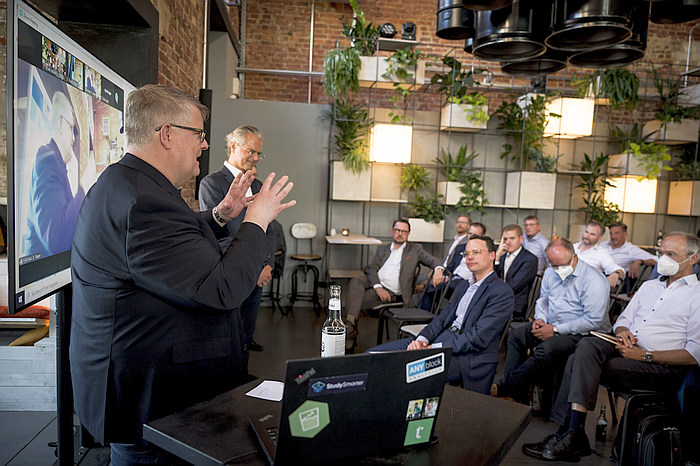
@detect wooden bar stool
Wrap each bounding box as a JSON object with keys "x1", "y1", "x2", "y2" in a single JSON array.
[{"x1": 287, "y1": 223, "x2": 322, "y2": 314}]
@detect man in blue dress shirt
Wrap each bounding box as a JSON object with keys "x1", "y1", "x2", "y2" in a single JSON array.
[
  {"x1": 522, "y1": 215, "x2": 550, "y2": 275},
  {"x1": 492, "y1": 237, "x2": 611, "y2": 402}
]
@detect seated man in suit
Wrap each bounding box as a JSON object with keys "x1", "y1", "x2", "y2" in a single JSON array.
[
  {"x1": 492, "y1": 237, "x2": 611, "y2": 403},
  {"x1": 345, "y1": 219, "x2": 443, "y2": 351},
  {"x1": 419, "y1": 222, "x2": 486, "y2": 310},
  {"x1": 368, "y1": 235, "x2": 515, "y2": 394},
  {"x1": 494, "y1": 224, "x2": 538, "y2": 321},
  {"x1": 524, "y1": 232, "x2": 700, "y2": 461}
]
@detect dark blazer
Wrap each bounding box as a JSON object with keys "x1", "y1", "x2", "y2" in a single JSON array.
[
  {"x1": 443, "y1": 235, "x2": 469, "y2": 266},
  {"x1": 365, "y1": 242, "x2": 441, "y2": 307},
  {"x1": 494, "y1": 247, "x2": 538, "y2": 319},
  {"x1": 419, "y1": 273, "x2": 514, "y2": 393},
  {"x1": 198, "y1": 165, "x2": 276, "y2": 256},
  {"x1": 445, "y1": 243, "x2": 468, "y2": 274},
  {"x1": 70, "y1": 154, "x2": 269, "y2": 444}
]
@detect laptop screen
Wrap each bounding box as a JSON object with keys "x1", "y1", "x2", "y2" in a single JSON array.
[{"x1": 269, "y1": 348, "x2": 452, "y2": 464}]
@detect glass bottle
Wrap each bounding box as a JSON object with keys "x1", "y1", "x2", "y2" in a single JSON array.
[
  {"x1": 321, "y1": 284, "x2": 346, "y2": 358},
  {"x1": 595, "y1": 405, "x2": 608, "y2": 441}
]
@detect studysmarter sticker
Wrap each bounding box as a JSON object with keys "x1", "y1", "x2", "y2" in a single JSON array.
[
  {"x1": 405, "y1": 353, "x2": 445, "y2": 383},
  {"x1": 307, "y1": 373, "x2": 368, "y2": 397}
]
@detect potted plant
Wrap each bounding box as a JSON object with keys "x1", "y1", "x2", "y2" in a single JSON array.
[
  {"x1": 643, "y1": 70, "x2": 700, "y2": 145},
  {"x1": 433, "y1": 143, "x2": 488, "y2": 212},
  {"x1": 575, "y1": 153, "x2": 621, "y2": 225},
  {"x1": 668, "y1": 148, "x2": 700, "y2": 215},
  {"x1": 431, "y1": 56, "x2": 489, "y2": 131},
  {"x1": 494, "y1": 94, "x2": 560, "y2": 209},
  {"x1": 609, "y1": 124, "x2": 671, "y2": 179},
  {"x1": 572, "y1": 68, "x2": 640, "y2": 111},
  {"x1": 325, "y1": 98, "x2": 373, "y2": 200},
  {"x1": 359, "y1": 44, "x2": 426, "y2": 92},
  {"x1": 399, "y1": 165, "x2": 446, "y2": 242}
]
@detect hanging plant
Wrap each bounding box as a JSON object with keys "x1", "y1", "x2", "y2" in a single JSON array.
[
  {"x1": 323, "y1": 97, "x2": 372, "y2": 174},
  {"x1": 430, "y1": 56, "x2": 490, "y2": 125},
  {"x1": 382, "y1": 47, "x2": 424, "y2": 123},
  {"x1": 572, "y1": 68, "x2": 640, "y2": 111}
]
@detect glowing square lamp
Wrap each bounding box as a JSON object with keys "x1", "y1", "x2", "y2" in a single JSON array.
[
  {"x1": 544, "y1": 97, "x2": 595, "y2": 139},
  {"x1": 370, "y1": 123, "x2": 413, "y2": 163},
  {"x1": 604, "y1": 176, "x2": 657, "y2": 213}
]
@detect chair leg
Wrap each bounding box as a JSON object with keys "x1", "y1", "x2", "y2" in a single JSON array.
[
  {"x1": 377, "y1": 312, "x2": 386, "y2": 345},
  {"x1": 607, "y1": 388, "x2": 619, "y2": 426},
  {"x1": 309, "y1": 265, "x2": 322, "y2": 316},
  {"x1": 286, "y1": 265, "x2": 301, "y2": 314}
]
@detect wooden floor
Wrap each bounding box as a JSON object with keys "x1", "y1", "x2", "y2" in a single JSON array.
[{"x1": 0, "y1": 304, "x2": 622, "y2": 465}]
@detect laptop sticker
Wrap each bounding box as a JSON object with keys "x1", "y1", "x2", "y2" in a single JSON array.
[
  {"x1": 288, "y1": 400, "x2": 330, "y2": 438},
  {"x1": 405, "y1": 399, "x2": 424, "y2": 420},
  {"x1": 406, "y1": 352, "x2": 446, "y2": 383},
  {"x1": 307, "y1": 373, "x2": 368, "y2": 397},
  {"x1": 404, "y1": 419, "x2": 434, "y2": 446},
  {"x1": 423, "y1": 397, "x2": 439, "y2": 418}
]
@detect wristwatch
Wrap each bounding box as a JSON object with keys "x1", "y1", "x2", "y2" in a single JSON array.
[
  {"x1": 552, "y1": 326, "x2": 560, "y2": 336},
  {"x1": 644, "y1": 351, "x2": 653, "y2": 363}
]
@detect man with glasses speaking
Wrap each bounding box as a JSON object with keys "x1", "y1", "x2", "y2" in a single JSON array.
[
  {"x1": 368, "y1": 235, "x2": 514, "y2": 394},
  {"x1": 199, "y1": 125, "x2": 277, "y2": 357},
  {"x1": 345, "y1": 219, "x2": 443, "y2": 352}
]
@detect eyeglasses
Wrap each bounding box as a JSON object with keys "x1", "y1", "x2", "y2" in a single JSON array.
[
  {"x1": 656, "y1": 250, "x2": 690, "y2": 260},
  {"x1": 155, "y1": 123, "x2": 207, "y2": 143},
  {"x1": 461, "y1": 249, "x2": 485, "y2": 257},
  {"x1": 392, "y1": 228, "x2": 409, "y2": 235},
  {"x1": 240, "y1": 145, "x2": 265, "y2": 160}
]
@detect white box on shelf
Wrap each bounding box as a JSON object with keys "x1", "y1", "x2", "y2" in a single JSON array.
[
  {"x1": 437, "y1": 181, "x2": 462, "y2": 205},
  {"x1": 408, "y1": 219, "x2": 445, "y2": 243},
  {"x1": 439, "y1": 103, "x2": 488, "y2": 132},
  {"x1": 667, "y1": 180, "x2": 700, "y2": 216},
  {"x1": 330, "y1": 160, "x2": 371, "y2": 201},
  {"x1": 643, "y1": 119, "x2": 700, "y2": 145},
  {"x1": 607, "y1": 152, "x2": 648, "y2": 177},
  {"x1": 505, "y1": 171, "x2": 557, "y2": 210},
  {"x1": 358, "y1": 56, "x2": 425, "y2": 90}
]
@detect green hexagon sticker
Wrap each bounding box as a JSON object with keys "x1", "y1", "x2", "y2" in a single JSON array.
[{"x1": 288, "y1": 400, "x2": 330, "y2": 438}]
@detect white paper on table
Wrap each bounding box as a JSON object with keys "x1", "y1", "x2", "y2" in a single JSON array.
[{"x1": 245, "y1": 380, "x2": 285, "y2": 401}]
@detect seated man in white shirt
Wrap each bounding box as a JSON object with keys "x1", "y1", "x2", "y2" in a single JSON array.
[
  {"x1": 573, "y1": 221, "x2": 625, "y2": 288},
  {"x1": 600, "y1": 222, "x2": 657, "y2": 284},
  {"x1": 345, "y1": 219, "x2": 443, "y2": 351},
  {"x1": 524, "y1": 232, "x2": 700, "y2": 462}
]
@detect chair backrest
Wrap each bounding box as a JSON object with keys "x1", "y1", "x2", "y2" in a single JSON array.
[
  {"x1": 526, "y1": 274, "x2": 543, "y2": 320},
  {"x1": 631, "y1": 263, "x2": 653, "y2": 294},
  {"x1": 290, "y1": 222, "x2": 317, "y2": 255}
]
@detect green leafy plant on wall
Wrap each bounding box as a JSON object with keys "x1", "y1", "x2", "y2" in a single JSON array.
[
  {"x1": 652, "y1": 69, "x2": 700, "y2": 125},
  {"x1": 340, "y1": 0, "x2": 380, "y2": 56},
  {"x1": 672, "y1": 145, "x2": 700, "y2": 180},
  {"x1": 430, "y1": 56, "x2": 489, "y2": 125},
  {"x1": 611, "y1": 124, "x2": 671, "y2": 179},
  {"x1": 323, "y1": 47, "x2": 361, "y2": 98},
  {"x1": 410, "y1": 194, "x2": 449, "y2": 224},
  {"x1": 494, "y1": 95, "x2": 560, "y2": 172},
  {"x1": 400, "y1": 164, "x2": 432, "y2": 194},
  {"x1": 382, "y1": 47, "x2": 424, "y2": 123},
  {"x1": 433, "y1": 144, "x2": 487, "y2": 213},
  {"x1": 575, "y1": 153, "x2": 621, "y2": 225},
  {"x1": 572, "y1": 68, "x2": 640, "y2": 111},
  {"x1": 323, "y1": 97, "x2": 372, "y2": 174}
]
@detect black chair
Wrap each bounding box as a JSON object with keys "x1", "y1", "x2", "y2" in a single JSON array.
[
  {"x1": 378, "y1": 270, "x2": 452, "y2": 344},
  {"x1": 286, "y1": 223, "x2": 323, "y2": 314}
]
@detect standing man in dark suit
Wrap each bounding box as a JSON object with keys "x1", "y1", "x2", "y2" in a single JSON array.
[
  {"x1": 494, "y1": 224, "x2": 539, "y2": 321},
  {"x1": 199, "y1": 125, "x2": 276, "y2": 354},
  {"x1": 69, "y1": 84, "x2": 295, "y2": 465},
  {"x1": 368, "y1": 235, "x2": 515, "y2": 393},
  {"x1": 345, "y1": 219, "x2": 443, "y2": 351}
]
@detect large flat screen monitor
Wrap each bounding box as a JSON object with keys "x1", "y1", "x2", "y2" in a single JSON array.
[{"x1": 8, "y1": 1, "x2": 136, "y2": 313}]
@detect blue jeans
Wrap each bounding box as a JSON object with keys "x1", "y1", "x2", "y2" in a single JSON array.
[{"x1": 110, "y1": 442, "x2": 188, "y2": 465}]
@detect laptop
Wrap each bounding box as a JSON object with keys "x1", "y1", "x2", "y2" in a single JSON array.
[{"x1": 249, "y1": 348, "x2": 452, "y2": 465}]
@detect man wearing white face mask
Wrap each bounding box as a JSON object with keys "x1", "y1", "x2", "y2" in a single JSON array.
[
  {"x1": 526, "y1": 232, "x2": 700, "y2": 461},
  {"x1": 491, "y1": 237, "x2": 611, "y2": 404}
]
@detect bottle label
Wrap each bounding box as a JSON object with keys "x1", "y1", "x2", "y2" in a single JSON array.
[
  {"x1": 329, "y1": 298, "x2": 341, "y2": 312},
  {"x1": 321, "y1": 331, "x2": 345, "y2": 358}
]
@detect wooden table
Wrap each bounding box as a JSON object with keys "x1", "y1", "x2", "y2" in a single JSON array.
[
  {"x1": 324, "y1": 234, "x2": 382, "y2": 280},
  {"x1": 143, "y1": 379, "x2": 532, "y2": 466}
]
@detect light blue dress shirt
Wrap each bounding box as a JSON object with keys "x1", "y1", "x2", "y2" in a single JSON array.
[
  {"x1": 523, "y1": 232, "x2": 550, "y2": 275},
  {"x1": 534, "y1": 259, "x2": 611, "y2": 335}
]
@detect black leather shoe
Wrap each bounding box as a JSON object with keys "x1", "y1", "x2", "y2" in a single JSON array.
[
  {"x1": 522, "y1": 433, "x2": 559, "y2": 460},
  {"x1": 249, "y1": 340, "x2": 264, "y2": 352},
  {"x1": 543, "y1": 430, "x2": 591, "y2": 461},
  {"x1": 345, "y1": 323, "x2": 357, "y2": 353}
]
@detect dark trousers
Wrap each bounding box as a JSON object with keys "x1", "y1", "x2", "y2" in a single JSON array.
[
  {"x1": 550, "y1": 336, "x2": 689, "y2": 426},
  {"x1": 110, "y1": 442, "x2": 189, "y2": 465},
  {"x1": 240, "y1": 285, "x2": 262, "y2": 347},
  {"x1": 346, "y1": 275, "x2": 400, "y2": 323},
  {"x1": 500, "y1": 323, "x2": 583, "y2": 400}
]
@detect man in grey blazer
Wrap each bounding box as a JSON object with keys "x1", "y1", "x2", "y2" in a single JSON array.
[
  {"x1": 345, "y1": 219, "x2": 443, "y2": 351},
  {"x1": 70, "y1": 85, "x2": 295, "y2": 464},
  {"x1": 199, "y1": 125, "x2": 276, "y2": 355}
]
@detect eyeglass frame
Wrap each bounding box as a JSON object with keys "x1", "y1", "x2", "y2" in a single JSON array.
[
  {"x1": 155, "y1": 123, "x2": 207, "y2": 143},
  {"x1": 392, "y1": 227, "x2": 410, "y2": 235},
  {"x1": 237, "y1": 143, "x2": 266, "y2": 160},
  {"x1": 461, "y1": 248, "x2": 487, "y2": 257}
]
